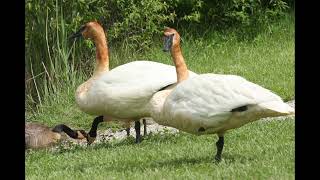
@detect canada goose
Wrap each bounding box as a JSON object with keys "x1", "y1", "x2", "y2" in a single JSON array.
[
  {"x1": 25, "y1": 122, "x2": 87, "y2": 149},
  {"x1": 149, "y1": 28, "x2": 294, "y2": 162},
  {"x1": 69, "y1": 22, "x2": 197, "y2": 144}
]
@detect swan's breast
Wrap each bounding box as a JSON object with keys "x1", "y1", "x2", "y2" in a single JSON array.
[{"x1": 75, "y1": 79, "x2": 95, "y2": 113}]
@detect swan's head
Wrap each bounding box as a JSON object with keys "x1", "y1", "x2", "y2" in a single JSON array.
[
  {"x1": 69, "y1": 21, "x2": 105, "y2": 40},
  {"x1": 163, "y1": 27, "x2": 181, "y2": 52}
]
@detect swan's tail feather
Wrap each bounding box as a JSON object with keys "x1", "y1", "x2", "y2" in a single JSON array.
[{"x1": 259, "y1": 101, "x2": 295, "y2": 116}]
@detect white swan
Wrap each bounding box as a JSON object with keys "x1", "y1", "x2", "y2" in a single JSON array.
[
  {"x1": 149, "y1": 27, "x2": 294, "y2": 162},
  {"x1": 69, "y1": 22, "x2": 197, "y2": 144}
]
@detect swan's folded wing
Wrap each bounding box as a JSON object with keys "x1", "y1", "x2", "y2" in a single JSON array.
[
  {"x1": 163, "y1": 74, "x2": 284, "y2": 122},
  {"x1": 96, "y1": 61, "x2": 197, "y2": 99}
]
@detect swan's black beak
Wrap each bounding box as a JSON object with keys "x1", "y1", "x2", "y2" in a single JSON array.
[
  {"x1": 163, "y1": 34, "x2": 174, "y2": 52},
  {"x1": 68, "y1": 25, "x2": 86, "y2": 40},
  {"x1": 68, "y1": 30, "x2": 82, "y2": 40}
]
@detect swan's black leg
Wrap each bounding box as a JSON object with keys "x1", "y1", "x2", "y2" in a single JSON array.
[
  {"x1": 215, "y1": 136, "x2": 224, "y2": 162},
  {"x1": 143, "y1": 119, "x2": 147, "y2": 136},
  {"x1": 126, "y1": 127, "x2": 130, "y2": 136},
  {"x1": 134, "y1": 120, "x2": 141, "y2": 143}
]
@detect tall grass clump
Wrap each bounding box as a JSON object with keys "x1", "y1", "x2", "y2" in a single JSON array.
[{"x1": 25, "y1": 0, "x2": 88, "y2": 116}]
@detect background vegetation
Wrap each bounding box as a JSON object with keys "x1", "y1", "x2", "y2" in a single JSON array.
[{"x1": 25, "y1": 0, "x2": 294, "y2": 113}]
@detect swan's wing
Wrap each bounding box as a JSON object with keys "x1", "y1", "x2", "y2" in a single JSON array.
[
  {"x1": 81, "y1": 60, "x2": 198, "y2": 117},
  {"x1": 95, "y1": 61, "x2": 197, "y2": 99},
  {"x1": 162, "y1": 74, "x2": 285, "y2": 133},
  {"x1": 166, "y1": 73, "x2": 283, "y2": 113}
]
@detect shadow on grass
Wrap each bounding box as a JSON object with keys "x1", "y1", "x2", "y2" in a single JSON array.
[
  {"x1": 221, "y1": 153, "x2": 256, "y2": 164},
  {"x1": 73, "y1": 152, "x2": 256, "y2": 173},
  {"x1": 67, "y1": 155, "x2": 213, "y2": 173},
  {"x1": 148, "y1": 153, "x2": 255, "y2": 168},
  {"x1": 27, "y1": 132, "x2": 256, "y2": 170}
]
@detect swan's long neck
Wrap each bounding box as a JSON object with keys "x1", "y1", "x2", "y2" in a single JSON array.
[
  {"x1": 151, "y1": 43, "x2": 189, "y2": 120},
  {"x1": 171, "y1": 44, "x2": 189, "y2": 83},
  {"x1": 93, "y1": 33, "x2": 109, "y2": 75}
]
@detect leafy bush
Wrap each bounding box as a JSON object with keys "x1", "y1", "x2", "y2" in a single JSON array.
[{"x1": 26, "y1": 0, "x2": 292, "y2": 53}]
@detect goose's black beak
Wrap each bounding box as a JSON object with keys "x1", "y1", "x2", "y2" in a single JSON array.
[
  {"x1": 163, "y1": 34, "x2": 174, "y2": 52},
  {"x1": 86, "y1": 135, "x2": 96, "y2": 146}
]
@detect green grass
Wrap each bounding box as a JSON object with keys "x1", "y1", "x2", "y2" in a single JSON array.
[
  {"x1": 26, "y1": 14, "x2": 295, "y2": 179},
  {"x1": 26, "y1": 118, "x2": 294, "y2": 179}
]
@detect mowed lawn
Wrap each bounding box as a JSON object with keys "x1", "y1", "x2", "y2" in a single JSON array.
[
  {"x1": 26, "y1": 119, "x2": 294, "y2": 179},
  {"x1": 26, "y1": 14, "x2": 295, "y2": 179}
]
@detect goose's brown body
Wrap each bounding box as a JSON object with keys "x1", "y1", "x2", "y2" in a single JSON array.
[{"x1": 25, "y1": 122, "x2": 86, "y2": 149}]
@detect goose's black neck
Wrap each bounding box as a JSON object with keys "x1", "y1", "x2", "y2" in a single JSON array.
[
  {"x1": 52, "y1": 124, "x2": 78, "y2": 138},
  {"x1": 88, "y1": 116, "x2": 104, "y2": 137}
]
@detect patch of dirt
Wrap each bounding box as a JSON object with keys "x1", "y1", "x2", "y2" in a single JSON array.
[{"x1": 64, "y1": 121, "x2": 179, "y2": 147}]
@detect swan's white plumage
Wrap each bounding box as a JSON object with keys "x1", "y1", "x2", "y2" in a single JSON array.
[
  {"x1": 76, "y1": 60, "x2": 197, "y2": 119},
  {"x1": 151, "y1": 74, "x2": 294, "y2": 135}
]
